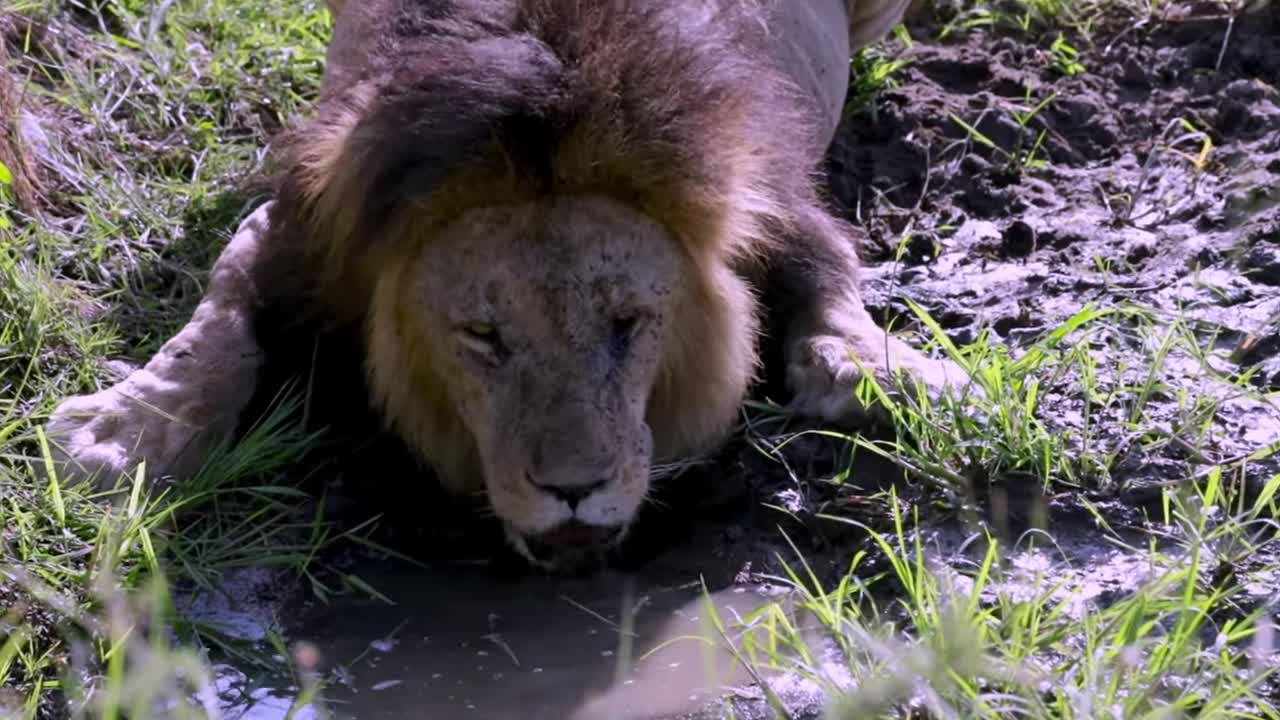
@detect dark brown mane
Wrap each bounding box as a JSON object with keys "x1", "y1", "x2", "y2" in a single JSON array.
[{"x1": 266, "y1": 0, "x2": 824, "y2": 321}]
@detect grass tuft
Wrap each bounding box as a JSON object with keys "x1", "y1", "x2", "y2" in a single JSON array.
[{"x1": 0, "y1": 1, "x2": 347, "y2": 717}]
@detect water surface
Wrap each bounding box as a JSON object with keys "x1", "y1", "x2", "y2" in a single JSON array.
[{"x1": 287, "y1": 565, "x2": 796, "y2": 720}]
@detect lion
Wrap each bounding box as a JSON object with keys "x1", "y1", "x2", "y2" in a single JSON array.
[{"x1": 46, "y1": 0, "x2": 971, "y2": 572}]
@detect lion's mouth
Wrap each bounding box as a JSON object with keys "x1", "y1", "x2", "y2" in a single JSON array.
[
  {"x1": 518, "y1": 520, "x2": 625, "y2": 572},
  {"x1": 529, "y1": 520, "x2": 622, "y2": 550}
]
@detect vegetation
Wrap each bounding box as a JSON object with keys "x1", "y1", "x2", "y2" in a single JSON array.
[
  {"x1": 1, "y1": 1, "x2": 339, "y2": 717},
  {"x1": 713, "y1": 304, "x2": 1280, "y2": 718},
  {"x1": 1, "y1": 0, "x2": 1277, "y2": 718}
]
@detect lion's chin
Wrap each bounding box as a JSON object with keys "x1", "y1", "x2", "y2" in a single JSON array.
[{"x1": 505, "y1": 520, "x2": 627, "y2": 575}]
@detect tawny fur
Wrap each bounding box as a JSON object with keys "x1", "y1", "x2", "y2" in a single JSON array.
[
  {"x1": 45, "y1": 0, "x2": 974, "y2": 572},
  {"x1": 268, "y1": 0, "x2": 821, "y2": 495}
]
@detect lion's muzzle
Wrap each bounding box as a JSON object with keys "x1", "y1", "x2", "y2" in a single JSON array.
[
  {"x1": 525, "y1": 470, "x2": 608, "y2": 510},
  {"x1": 519, "y1": 520, "x2": 625, "y2": 573}
]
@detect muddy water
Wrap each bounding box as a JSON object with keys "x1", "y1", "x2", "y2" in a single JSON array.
[
  {"x1": 197, "y1": 515, "x2": 1179, "y2": 720},
  {"x1": 197, "y1": 548, "x2": 831, "y2": 720},
  {"x1": 287, "y1": 568, "x2": 790, "y2": 720}
]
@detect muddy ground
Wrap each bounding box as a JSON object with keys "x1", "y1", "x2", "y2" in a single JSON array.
[{"x1": 157, "y1": 4, "x2": 1280, "y2": 718}]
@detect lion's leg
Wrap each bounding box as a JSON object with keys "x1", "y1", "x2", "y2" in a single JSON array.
[
  {"x1": 46, "y1": 202, "x2": 274, "y2": 487},
  {"x1": 847, "y1": 0, "x2": 914, "y2": 51},
  {"x1": 776, "y1": 208, "x2": 973, "y2": 423}
]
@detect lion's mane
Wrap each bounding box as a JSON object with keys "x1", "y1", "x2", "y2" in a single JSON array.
[{"x1": 258, "y1": 0, "x2": 833, "y2": 483}]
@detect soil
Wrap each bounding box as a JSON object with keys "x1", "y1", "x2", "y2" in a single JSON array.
[{"x1": 119, "y1": 4, "x2": 1280, "y2": 718}]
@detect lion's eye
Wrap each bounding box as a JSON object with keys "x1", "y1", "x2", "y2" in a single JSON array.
[
  {"x1": 610, "y1": 315, "x2": 640, "y2": 359},
  {"x1": 458, "y1": 321, "x2": 505, "y2": 360}
]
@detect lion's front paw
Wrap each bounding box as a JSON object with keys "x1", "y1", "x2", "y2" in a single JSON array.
[
  {"x1": 46, "y1": 389, "x2": 149, "y2": 487},
  {"x1": 45, "y1": 202, "x2": 271, "y2": 489},
  {"x1": 786, "y1": 333, "x2": 975, "y2": 424},
  {"x1": 46, "y1": 376, "x2": 232, "y2": 489}
]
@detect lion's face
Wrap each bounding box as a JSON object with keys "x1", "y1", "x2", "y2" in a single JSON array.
[{"x1": 391, "y1": 195, "x2": 687, "y2": 570}]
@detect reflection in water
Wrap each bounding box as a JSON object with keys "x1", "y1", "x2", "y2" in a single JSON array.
[
  {"x1": 200, "y1": 517, "x2": 1179, "y2": 720},
  {"x1": 279, "y1": 567, "x2": 796, "y2": 720}
]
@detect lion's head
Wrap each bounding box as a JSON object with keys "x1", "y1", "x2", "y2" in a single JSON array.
[
  {"x1": 364, "y1": 193, "x2": 761, "y2": 570},
  {"x1": 270, "y1": 0, "x2": 818, "y2": 570}
]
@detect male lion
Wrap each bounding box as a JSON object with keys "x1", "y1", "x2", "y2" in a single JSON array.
[{"x1": 47, "y1": 0, "x2": 970, "y2": 571}]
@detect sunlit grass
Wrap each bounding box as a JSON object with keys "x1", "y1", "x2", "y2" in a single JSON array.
[
  {"x1": 4, "y1": 0, "x2": 1279, "y2": 718},
  {"x1": 698, "y1": 304, "x2": 1280, "y2": 719},
  {"x1": 1, "y1": 0, "x2": 340, "y2": 716},
  {"x1": 715, "y1": 479, "x2": 1280, "y2": 719}
]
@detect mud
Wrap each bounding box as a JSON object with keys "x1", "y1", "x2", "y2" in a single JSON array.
[
  {"x1": 830, "y1": 5, "x2": 1280, "y2": 440},
  {"x1": 181, "y1": 6, "x2": 1280, "y2": 718},
  {"x1": 191, "y1": 501, "x2": 1181, "y2": 720}
]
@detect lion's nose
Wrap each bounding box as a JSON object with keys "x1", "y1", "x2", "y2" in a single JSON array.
[{"x1": 526, "y1": 472, "x2": 607, "y2": 510}]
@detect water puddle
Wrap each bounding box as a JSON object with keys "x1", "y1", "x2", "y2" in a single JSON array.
[
  {"x1": 193, "y1": 505, "x2": 1265, "y2": 720},
  {"x1": 202, "y1": 559, "x2": 815, "y2": 720}
]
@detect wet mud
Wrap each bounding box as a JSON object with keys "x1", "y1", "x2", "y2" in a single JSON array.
[
  {"x1": 828, "y1": 6, "x2": 1280, "y2": 480},
  {"x1": 196, "y1": 6, "x2": 1280, "y2": 719}
]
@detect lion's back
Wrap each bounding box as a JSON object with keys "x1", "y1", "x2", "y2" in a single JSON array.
[{"x1": 318, "y1": 0, "x2": 853, "y2": 147}]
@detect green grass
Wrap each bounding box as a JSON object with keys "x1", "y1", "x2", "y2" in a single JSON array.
[
  {"x1": 3, "y1": 1, "x2": 1280, "y2": 719},
  {"x1": 1, "y1": 1, "x2": 341, "y2": 717},
  {"x1": 703, "y1": 304, "x2": 1280, "y2": 718},
  {"x1": 726, "y1": 1, "x2": 1280, "y2": 712},
  {"x1": 928, "y1": 0, "x2": 1202, "y2": 41},
  {"x1": 721, "y1": 481, "x2": 1279, "y2": 719}
]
